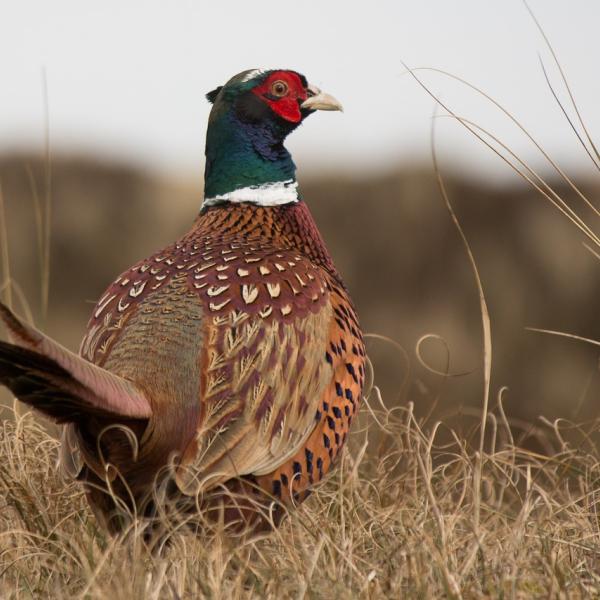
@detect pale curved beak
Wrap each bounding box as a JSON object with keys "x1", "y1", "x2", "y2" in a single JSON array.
[{"x1": 301, "y1": 83, "x2": 343, "y2": 112}]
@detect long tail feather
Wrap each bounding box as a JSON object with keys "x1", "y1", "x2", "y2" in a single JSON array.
[{"x1": 0, "y1": 302, "x2": 152, "y2": 421}]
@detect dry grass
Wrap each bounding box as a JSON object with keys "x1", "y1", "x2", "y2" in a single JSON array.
[{"x1": 2, "y1": 396, "x2": 600, "y2": 598}]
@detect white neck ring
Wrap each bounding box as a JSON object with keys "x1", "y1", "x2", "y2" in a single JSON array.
[{"x1": 203, "y1": 180, "x2": 299, "y2": 207}]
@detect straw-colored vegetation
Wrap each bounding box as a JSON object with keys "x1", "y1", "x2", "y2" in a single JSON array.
[{"x1": 2, "y1": 395, "x2": 600, "y2": 598}]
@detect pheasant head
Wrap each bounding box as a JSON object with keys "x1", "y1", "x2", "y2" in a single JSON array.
[{"x1": 203, "y1": 69, "x2": 342, "y2": 206}]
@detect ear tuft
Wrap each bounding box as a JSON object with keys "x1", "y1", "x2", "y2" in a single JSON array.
[{"x1": 206, "y1": 86, "x2": 223, "y2": 104}]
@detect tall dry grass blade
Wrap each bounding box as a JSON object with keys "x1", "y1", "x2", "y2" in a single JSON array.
[
  {"x1": 429, "y1": 112, "x2": 493, "y2": 462},
  {"x1": 525, "y1": 327, "x2": 600, "y2": 348},
  {"x1": 583, "y1": 243, "x2": 600, "y2": 262},
  {"x1": 24, "y1": 165, "x2": 46, "y2": 305},
  {"x1": 439, "y1": 115, "x2": 600, "y2": 248},
  {"x1": 0, "y1": 181, "x2": 12, "y2": 310},
  {"x1": 410, "y1": 66, "x2": 600, "y2": 216},
  {"x1": 402, "y1": 63, "x2": 600, "y2": 247},
  {"x1": 523, "y1": 0, "x2": 600, "y2": 165},
  {"x1": 41, "y1": 68, "x2": 52, "y2": 319},
  {"x1": 415, "y1": 80, "x2": 600, "y2": 250},
  {"x1": 537, "y1": 57, "x2": 600, "y2": 172}
]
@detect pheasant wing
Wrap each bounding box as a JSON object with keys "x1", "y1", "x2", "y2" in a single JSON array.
[{"x1": 174, "y1": 248, "x2": 335, "y2": 493}]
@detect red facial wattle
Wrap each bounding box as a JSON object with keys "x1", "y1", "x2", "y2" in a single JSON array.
[{"x1": 252, "y1": 71, "x2": 308, "y2": 124}]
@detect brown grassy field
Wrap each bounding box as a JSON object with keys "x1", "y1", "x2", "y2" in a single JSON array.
[{"x1": 2, "y1": 391, "x2": 600, "y2": 597}]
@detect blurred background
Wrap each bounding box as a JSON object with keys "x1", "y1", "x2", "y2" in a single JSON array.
[{"x1": 1, "y1": 1, "x2": 599, "y2": 431}]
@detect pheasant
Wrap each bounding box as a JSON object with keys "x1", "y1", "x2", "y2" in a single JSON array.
[{"x1": 0, "y1": 69, "x2": 365, "y2": 534}]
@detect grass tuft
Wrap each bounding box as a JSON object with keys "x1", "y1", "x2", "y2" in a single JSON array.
[{"x1": 2, "y1": 400, "x2": 600, "y2": 597}]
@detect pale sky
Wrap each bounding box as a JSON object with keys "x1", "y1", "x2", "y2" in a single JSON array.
[{"x1": 1, "y1": 0, "x2": 599, "y2": 181}]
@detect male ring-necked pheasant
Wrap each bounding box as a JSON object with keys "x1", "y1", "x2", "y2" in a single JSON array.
[{"x1": 0, "y1": 69, "x2": 365, "y2": 533}]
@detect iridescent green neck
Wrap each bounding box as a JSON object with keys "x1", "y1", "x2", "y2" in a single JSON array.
[{"x1": 203, "y1": 107, "x2": 298, "y2": 206}]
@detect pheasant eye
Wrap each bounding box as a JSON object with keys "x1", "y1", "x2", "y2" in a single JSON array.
[{"x1": 271, "y1": 80, "x2": 289, "y2": 98}]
